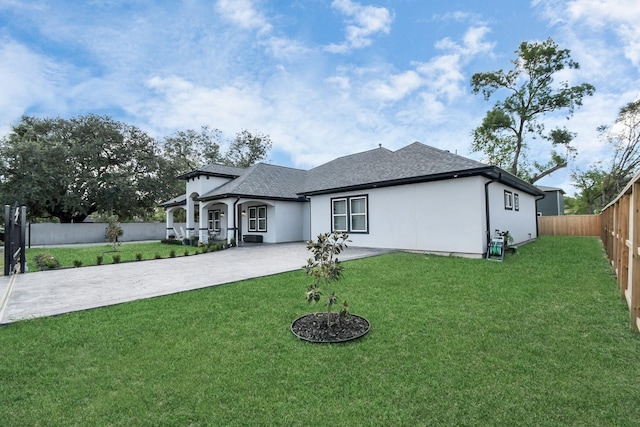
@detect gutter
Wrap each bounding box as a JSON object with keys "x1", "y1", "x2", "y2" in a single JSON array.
[{"x1": 484, "y1": 173, "x2": 500, "y2": 250}]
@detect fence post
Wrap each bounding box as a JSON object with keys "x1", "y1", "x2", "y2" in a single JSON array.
[{"x1": 631, "y1": 183, "x2": 640, "y2": 331}]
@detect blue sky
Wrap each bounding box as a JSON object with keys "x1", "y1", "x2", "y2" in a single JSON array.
[{"x1": 1, "y1": 0, "x2": 639, "y2": 195}]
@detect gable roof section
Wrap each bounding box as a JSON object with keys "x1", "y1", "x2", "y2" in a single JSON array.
[
  {"x1": 299, "y1": 141, "x2": 542, "y2": 196},
  {"x1": 536, "y1": 185, "x2": 565, "y2": 194},
  {"x1": 198, "y1": 163, "x2": 307, "y2": 201},
  {"x1": 177, "y1": 164, "x2": 246, "y2": 180}
]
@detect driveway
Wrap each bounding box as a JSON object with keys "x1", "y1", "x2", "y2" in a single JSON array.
[{"x1": 0, "y1": 243, "x2": 390, "y2": 324}]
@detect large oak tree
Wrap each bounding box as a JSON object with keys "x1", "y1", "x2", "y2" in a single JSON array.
[
  {"x1": 471, "y1": 38, "x2": 595, "y2": 183},
  {"x1": 0, "y1": 115, "x2": 169, "y2": 222}
]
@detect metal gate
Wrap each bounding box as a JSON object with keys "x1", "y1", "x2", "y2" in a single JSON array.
[{"x1": 4, "y1": 204, "x2": 26, "y2": 275}]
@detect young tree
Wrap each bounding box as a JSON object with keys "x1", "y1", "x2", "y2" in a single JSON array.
[
  {"x1": 105, "y1": 215, "x2": 123, "y2": 250},
  {"x1": 471, "y1": 38, "x2": 595, "y2": 183},
  {"x1": 572, "y1": 100, "x2": 640, "y2": 211}
]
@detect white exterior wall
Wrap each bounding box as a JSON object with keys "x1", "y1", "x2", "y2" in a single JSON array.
[
  {"x1": 309, "y1": 177, "x2": 488, "y2": 256},
  {"x1": 273, "y1": 201, "x2": 308, "y2": 243},
  {"x1": 486, "y1": 182, "x2": 538, "y2": 245},
  {"x1": 239, "y1": 200, "x2": 308, "y2": 243}
]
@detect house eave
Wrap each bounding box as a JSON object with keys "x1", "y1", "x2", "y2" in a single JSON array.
[
  {"x1": 177, "y1": 171, "x2": 241, "y2": 181},
  {"x1": 198, "y1": 193, "x2": 308, "y2": 203},
  {"x1": 298, "y1": 166, "x2": 544, "y2": 197}
]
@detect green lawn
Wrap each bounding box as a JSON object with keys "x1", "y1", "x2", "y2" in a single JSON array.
[{"x1": 1, "y1": 236, "x2": 639, "y2": 426}]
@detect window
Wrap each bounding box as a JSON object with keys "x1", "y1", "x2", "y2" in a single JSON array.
[
  {"x1": 332, "y1": 195, "x2": 368, "y2": 233},
  {"x1": 504, "y1": 191, "x2": 513, "y2": 210},
  {"x1": 332, "y1": 198, "x2": 348, "y2": 232},
  {"x1": 514, "y1": 193, "x2": 520, "y2": 211},
  {"x1": 350, "y1": 196, "x2": 367, "y2": 232},
  {"x1": 208, "y1": 210, "x2": 221, "y2": 231},
  {"x1": 248, "y1": 206, "x2": 267, "y2": 232}
]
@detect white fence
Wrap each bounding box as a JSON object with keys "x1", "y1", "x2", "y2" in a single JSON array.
[{"x1": 27, "y1": 222, "x2": 179, "y2": 246}]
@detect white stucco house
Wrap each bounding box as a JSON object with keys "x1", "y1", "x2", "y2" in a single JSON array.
[{"x1": 161, "y1": 142, "x2": 544, "y2": 258}]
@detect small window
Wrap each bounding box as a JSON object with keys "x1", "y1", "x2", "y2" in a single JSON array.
[
  {"x1": 514, "y1": 193, "x2": 520, "y2": 211},
  {"x1": 248, "y1": 206, "x2": 267, "y2": 232},
  {"x1": 331, "y1": 195, "x2": 368, "y2": 233},
  {"x1": 504, "y1": 191, "x2": 513, "y2": 210}
]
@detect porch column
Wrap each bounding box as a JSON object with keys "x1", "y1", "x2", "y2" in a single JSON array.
[
  {"x1": 199, "y1": 203, "x2": 209, "y2": 244},
  {"x1": 165, "y1": 208, "x2": 175, "y2": 239},
  {"x1": 186, "y1": 196, "x2": 196, "y2": 239}
]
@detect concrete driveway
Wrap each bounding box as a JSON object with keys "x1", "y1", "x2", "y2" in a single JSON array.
[{"x1": 0, "y1": 243, "x2": 389, "y2": 324}]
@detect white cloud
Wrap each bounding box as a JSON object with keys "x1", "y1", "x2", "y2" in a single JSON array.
[
  {"x1": 325, "y1": 0, "x2": 393, "y2": 53},
  {"x1": 0, "y1": 39, "x2": 65, "y2": 134},
  {"x1": 535, "y1": 0, "x2": 640, "y2": 68},
  {"x1": 215, "y1": 0, "x2": 272, "y2": 34}
]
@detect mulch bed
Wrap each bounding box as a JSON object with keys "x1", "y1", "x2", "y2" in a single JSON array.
[{"x1": 291, "y1": 312, "x2": 370, "y2": 343}]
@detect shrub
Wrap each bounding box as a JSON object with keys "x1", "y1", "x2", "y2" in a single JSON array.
[
  {"x1": 33, "y1": 253, "x2": 60, "y2": 270},
  {"x1": 96, "y1": 255, "x2": 103, "y2": 265},
  {"x1": 202, "y1": 245, "x2": 209, "y2": 253},
  {"x1": 184, "y1": 249, "x2": 190, "y2": 256},
  {"x1": 170, "y1": 250, "x2": 176, "y2": 258},
  {"x1": 160, "y1": 239, "x2": 182, "y2": 246},
  {"x1": 190, "y1": 236, "x2": 199, "y2": 246},
  {"x1": 73, "y1": 260, "x2": 83, "y2": 268},
  {"x1": 112, "y1": 254, "x2": 121, "y2": 264},
  {"x1": 154, "y1": 253, "x2": 162, "y2": 259},
  {"x1": 135, "y1": 252, "x2": 143, "y2": 261}
]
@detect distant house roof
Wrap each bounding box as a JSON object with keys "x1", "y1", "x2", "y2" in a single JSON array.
[{"x1": 536, "y1": 185, "x2": 566, "y2": 194}]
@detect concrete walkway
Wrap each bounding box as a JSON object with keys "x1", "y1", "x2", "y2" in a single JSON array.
[{"x1": 0, "y1": 243, "x2": 390, "y2": 324}]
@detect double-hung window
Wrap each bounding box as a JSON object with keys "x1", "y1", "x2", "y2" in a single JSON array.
[
  {"x1": 504, "y1": 191, "x2": 513, "y2": 210},
  {"x1": 248, "y1": 206, "x2": 267, "y2": 232},
  {"x1": 332, "y1": 195, "x2": 368, "y2": 233},
  {"x1": 208, "y1": 210, "x2": 221, "y2": 231}
]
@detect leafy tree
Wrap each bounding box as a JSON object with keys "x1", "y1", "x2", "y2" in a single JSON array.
[
  {"x1": 0, "y1": 115, "x2": 169, "y2": 222},
  {"x1": 572, "y1": 100, "x2": 640, "y2": 212},
  {"x1": 471, "y1": 38, "x2": 595, "y2": 183},
  {"x1": 224, "y1": 130, "x2": 272, "y2": 168}
]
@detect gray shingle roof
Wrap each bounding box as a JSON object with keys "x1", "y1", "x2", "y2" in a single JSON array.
[
  {"x1": 300, "y1": 142, "x2": 488, "y2": 194},
  {"x1": 199, "y1": 163, "x2": 307, "y2": 201}
]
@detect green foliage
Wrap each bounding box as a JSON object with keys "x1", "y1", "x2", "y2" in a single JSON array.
[
  {"x1": 471, "y1": 38, "x2": 595, "y2": 183},
  {"x1": 135, "y1": 253, "x2": 143, "y2": 261},
  {"x1": 33, "y1": 253, "x2": 60, "y2": 270},
  {"x1": 183, "y1": 249, "x2": 189, "y2": 256},
  {"x1": 572, "y1": 99, "x2": 640, "y2": 212},
  {"x1": 0, "y1": 115, "x2": 170, "y2": 222},
  {"x1": 111, "y1": 254, "x2": 121, "y2": 264},
  {"x1": 304, "y1": 231, "x2": 350, "y2": 324},
  {"x1": 96, "y1": 255, "x2": 103, "y2": 265},
  {"x1": 72, "y1": 260, "x2": 83, "y2": 268},
  {"x1": 105, "y1": 215, "x2": 123, "y2": 251},
  {"x1": 154, "y1": 253, "x2": 161, "y2": 259},
  {"x1": 160, "y1": 238, "x2": 182, "y2": 245},
  {"x1": 170, "y1": 249, "x2": 176, "y2": 258}
]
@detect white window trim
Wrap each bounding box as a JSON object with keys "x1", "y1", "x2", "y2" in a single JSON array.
[
  {"x1": 331, "y1": 195, "x2": 368, "y2": 233},
  {"x1": 208, "y1": 209, "x2": 221, "y2": 232},
  {"x1": 504, "y1": 191, "x2": 513, "y2": 210},
  {"x1": 248, "y1": 206, "x2": 267, "y2": 232},
  {"x1": 349, "y1": 196, "x2": 368, "y2": 232},
  {"x1": 514, "y1": 193, "x2": 520, "y2": 211}
]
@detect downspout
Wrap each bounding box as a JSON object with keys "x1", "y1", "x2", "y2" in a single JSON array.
[
  {"x1": 232, "y1": 197, "x2": 240, "y2": 244},
  {"x1": 484, "y1": 174, "x2": 500, "y2": 251}
]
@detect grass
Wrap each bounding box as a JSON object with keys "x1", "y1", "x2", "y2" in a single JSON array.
[
  {"x1": 1, "y1": 236, "x2": 639, "y2": 426},
  {"x1": 23, "y1": 241, "x2": 204, "y2": 271}
]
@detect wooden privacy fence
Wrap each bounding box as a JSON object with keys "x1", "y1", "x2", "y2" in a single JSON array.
[
  {"x1": 537, "y1": 214, "x2": 601, "y2": 236},
  {"x1": 601, "y1": 171, "x2": 640, "y2": 332}
]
